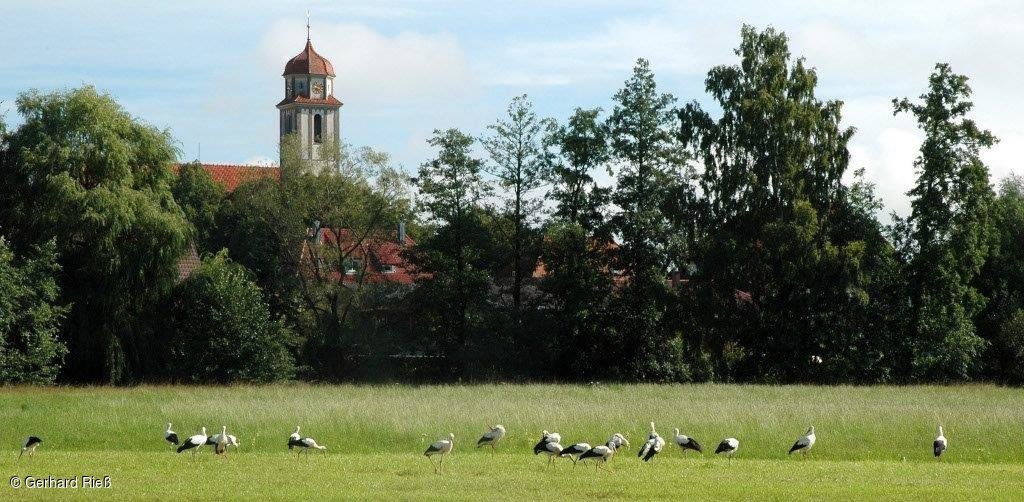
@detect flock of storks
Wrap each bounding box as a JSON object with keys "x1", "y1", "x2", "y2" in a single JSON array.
[{"x1": 17, "y1": 422, "x2": 950, "y2": 471}]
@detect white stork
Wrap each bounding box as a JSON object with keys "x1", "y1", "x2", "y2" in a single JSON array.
[
  {"x1": 210, "y1": 425, "x2": 240, "y2": 455},
  {"x1": 533, "y1": 431, "x2": 561, "y2": 458},
  {"x1": 715, "y1": 437, "x2": 739, "y2": 460},
  {"x1": 297, "y1": 437, "x2": 327, "y2": 456},
  {"x1": 639, "y1": 422, "x2": 664, "y2": 462},
  {"x1": 559, "y1": 442, "x2": 592, "y2": 466},
  {"x1": 673, "y1": 428, "x2": 703, "y2": 454},
  {"x1": 176, "y1": 427, "x2": 208, "y2": 460},
  {"x1": 18, "y1": 436, "x2": 43, "y2": 461},
  {"x1": 789, "y1": 426, "x2": 816, "y2": 456},
  {"x1": 534, "y1": 440, "x2": 563, "y2": 465},
  {"x1": 476, "y1": 425, "x2": 506, "y2": 450},
  {"x1": 578, "y1": 441, "x2": 618, "y2": 471},
  {"x1": 934, "y1": 426, "x2": 947, "y2": 459},
  {"x1": 424, "y1": 433, "x2": 454, "y2": 474},
  {"x1": 606, "y1": 433, "x2": 630, "y2": 450},
  {"x1": 288, "y1": 426, "x2": 303, "y2": 451},
  {"x1": 165, "y1": 423, "x2": 179, "y2": 448}
]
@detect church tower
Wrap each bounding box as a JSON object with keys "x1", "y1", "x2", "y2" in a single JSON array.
[{"x1": 277, "y1": 25, "x2": 342, "y2": 171}]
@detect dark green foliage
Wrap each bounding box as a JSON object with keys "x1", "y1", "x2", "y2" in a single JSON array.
[
  {"x1": 482, "y1": 95, "x2": 548, "y2": 324},
  {"x1": 172, "y1": 161, "x2": 225, "y2": 253},
  {"x1": 409, "y1": 129, "x2": 494, "y2": 376},
  {"x1": 539, "y1": 223, "x2": 618, "y2": 380},
  {"x1": 165, "y1": 252, "x2": 296, "y2": 383},
  {"x1": 0, "y1": 86, "x2": 189, "y2": 383},
  {"x1": 979, "y1": 176, "x2": 1024, "y2": 381},
  {"x1": 606, "y1": 58, "x2": 686, "y2": 381},
  {"x1": 676, "y1": 26, "x2": 869, "y2": 382},
  {"x1": 544, "y1": 107, "x2": 611, "y2": 231},
  {"x1": 0, "y1": 239, "x2": 68, "y2": 384},
  {"x1": 895, "y1": 63, "x2": 996, "y2": 380}
]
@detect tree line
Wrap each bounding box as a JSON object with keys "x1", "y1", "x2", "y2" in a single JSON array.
[{"x1": 2, "y1": 26, "x2": 1022, "y2": 385}]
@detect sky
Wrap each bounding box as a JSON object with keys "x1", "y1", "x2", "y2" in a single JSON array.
[{"x1": 1, "y1": 0, "x2": 1021, "y2": 218}]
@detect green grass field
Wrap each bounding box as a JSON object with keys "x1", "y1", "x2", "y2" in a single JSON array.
[{"x1": 1, "y1": 384, "x2": 1023, "y2": 500}]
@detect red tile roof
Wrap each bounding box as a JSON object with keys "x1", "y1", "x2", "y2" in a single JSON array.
[
  {"x1": 176, "y1": 241, "x2": 201, "y2": 282},
  {"x1": 172, "y1": 163, "x2": 281, "y2": 193},
  {"x1": 283, "y1": 39, "x2": 336, "y2": 77},
  {"x1": 276, "y1": 95, "x2": 343, "y2": 107},
  {"x1": 307, "y1": 228, "x2": 421, "y2": 286}
]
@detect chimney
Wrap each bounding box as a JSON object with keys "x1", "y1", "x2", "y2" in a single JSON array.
[{"x1": 398, "y1": 221, "x2": 406, "y2": 247}]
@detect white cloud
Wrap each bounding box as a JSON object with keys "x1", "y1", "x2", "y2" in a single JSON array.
[
  {"x1": 244, "y1": 155, "x2": 277, "y2": 167},
  {"x1": 261, "y1": 21, "x2": 477, "y2": 107}
]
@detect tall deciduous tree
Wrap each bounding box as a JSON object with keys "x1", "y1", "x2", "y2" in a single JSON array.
[
  {"x1": 545, "y1": 107, "x2": 610, "y2": 230},
  {"x1": 979, "y1": 175, "x2": 1024, "y2": 381},
  {"x1": 677, "y1": 26, "x2": 867, "y2": 381},
  {"x1": 412, "y1": 129, "x2": 492, "y2": 367},
  {"x1": 895, "y1": 63, "x2": 997, "y2": 380},
  {"x1": 482, "y1": 95, "x2": 548, "y2": 324},
  {"x1": 607, "y1": 58, "x2": 686, "y2": 381},
  {"x1": 0, "y1": 87, "x2": 189, "y2": 382}
]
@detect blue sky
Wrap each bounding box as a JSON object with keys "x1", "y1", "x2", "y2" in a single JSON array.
[{"x1": 2, "y1": 0, "x2": 1021, "y2": 216}]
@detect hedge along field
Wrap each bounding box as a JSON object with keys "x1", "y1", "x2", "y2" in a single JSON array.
[{"x1": 2, "y1": 384, "x2": 1024, "y2": 500}]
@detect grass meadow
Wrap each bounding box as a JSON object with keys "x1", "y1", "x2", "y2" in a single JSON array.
[{"x1": 1, "y1": 384, "x2": 1023, "y2": 500}]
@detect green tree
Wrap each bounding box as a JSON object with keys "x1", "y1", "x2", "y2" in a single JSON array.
[
  {"x1": 977, "y1": 175, "x2": 1024, "y2": 381},
  {"x1": 0, "y1": 238, "x2": 68, "y2": 384},
  {"x1": 0, "y1": 87, "x2": 189, "y2": 382},
  {"x1": 895, "y1": 63, "x2": 996, "y2": 380},
  {"x1": 677, "y1": 26, "x2": 870, "y2": 382},
  {"x1": 287, "y1": 144, "x2": 411, "y2": 377},
  {"x1": 172, "y1": 161, "x2": 225, "y2": 253},
  {"x1": 165, "y1": 251, "x2": 296, "y2": 383},
  {"x1": 482, "y1": 95, "x2": 548, "y2": 324},
  {"x1": 539, "y1": 222, "x2": 618, "y2": 379},
  {"x1": 411, "y1": 129, "x2": 493, "y2": 372},
  {"x1": 544, "y1": 107, "x2": 611, "y2": 230},
  {"x1": 606, "y1": 58, "x2": 686, "y2": 381}
]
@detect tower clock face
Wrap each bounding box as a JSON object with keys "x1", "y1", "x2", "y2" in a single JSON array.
[{"x1": 312, "y1": 82, "x2": 324, "y2": 97}]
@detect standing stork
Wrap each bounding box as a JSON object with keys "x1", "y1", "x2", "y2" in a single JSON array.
[
  {"x1": 210, "y1": 425, "x2": 239, "y2": 453},
  {"x1": 715, "y1": 437, "x2": 739, "y2": 461},
  {"x1": 533, "y1": 431, "x2": 561, "y2": 457},
  {"x1": 477, "y1": 425, "x2": 506, "y2": 450},
  {"x1": 639, "y1": 422, "x2": 664, "y2": 462},
  {"x1": 534, "y1": 440, "x2": 563, "y2": 466},
  {"x1": 606, "y1": 433, "x2": 630, "y2": 450},
  {"x1": 424, "y1": 433, "x2": 454, "y2": 474},
  {"x1": 673, "y1": 428, "x2": 702, "y2": 454},
  {"x1": 934, "y1": 426, "x2": 947, "y2": 459},
  {"x1": 165, "y1": 423, "x2": 179, "y2": 448},
  {"x1": 18, "y1": 436, "x2": 43, "y2": 461},
  {"x1": 789, "y1": 426, "x2": 816, "y2": 457},
  {"x1": 558, "y1": 442, "x2": 592, "y2": 466},
  {"x1": 578, "y1": 441, "x2": 618, "y2": 471},
  {"x1": 288, "y1": 426, "x2": 303, "y2": 451},
  {"x1": 177, "y1": 427, "x2": 208, "y2": 460}
]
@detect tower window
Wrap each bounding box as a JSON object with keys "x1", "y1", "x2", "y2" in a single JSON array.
[{"x1": 313, "y1": 114, "x2": 323, "y2": 143}]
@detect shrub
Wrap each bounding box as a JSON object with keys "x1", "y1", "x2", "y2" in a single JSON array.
[
  {"x1": 0, "y1": 239, "x2": 68, "y2": 384},
  {"x1": 166, "y1": 251, "x2": 296, "y2": 383}
]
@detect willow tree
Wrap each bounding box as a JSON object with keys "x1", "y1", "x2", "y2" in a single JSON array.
[{"x1": 0, "y1": 87, "x2": 189, "y2": 382}]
